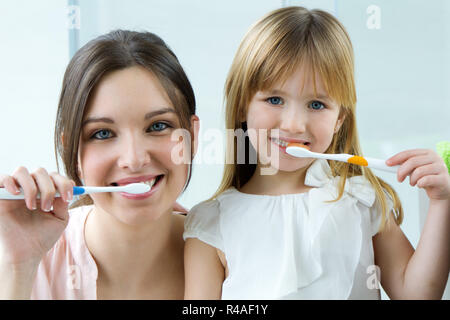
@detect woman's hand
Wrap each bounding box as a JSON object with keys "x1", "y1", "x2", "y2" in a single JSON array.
[
  {"x1": 0, "y1": 167, "x2": 74, "y2": 267},
  {"x1": 387, "y1": 149, "x2": 450, "y2": 202}
]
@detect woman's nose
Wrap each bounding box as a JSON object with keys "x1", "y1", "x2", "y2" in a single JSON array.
[
  {"x1": 117, "y1": 134, "x2": 151, "y2": 172},
  {"x1": 279, "y1": 104, "x2": 307, "y2": 134}
]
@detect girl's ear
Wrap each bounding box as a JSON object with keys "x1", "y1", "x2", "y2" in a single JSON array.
[
  {"x1": 190, "y1": 115, "x2": 200, "y2": 158},
  {"x1": 335, "y1": 108, "x2": 347, "y2": 133}
]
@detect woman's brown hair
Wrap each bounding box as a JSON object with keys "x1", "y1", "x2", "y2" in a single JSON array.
[{"x1": 54, "y1": 30, "x2": 196, "y2": 207}]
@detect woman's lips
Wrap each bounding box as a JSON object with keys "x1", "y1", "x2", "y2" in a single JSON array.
[{"x1": 118, "y1": 175, "x2": 163, "y2": 200}]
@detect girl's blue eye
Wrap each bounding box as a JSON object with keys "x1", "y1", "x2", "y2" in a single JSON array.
[
  {"x1": 267, "y1": 96, "x2": 283, "y2": 105},
  {"x1": 149, "y1": 122, "x2": 169, "y2": 132},
  {"x1": 309, "y1": 101, "x2": 325, "y2": 110},
  {"x1": 92, "y1": 129, "x2": 112, "y2": 140}
]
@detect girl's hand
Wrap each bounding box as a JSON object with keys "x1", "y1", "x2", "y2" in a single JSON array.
[
  {"x1": 386, "y1": 149, "x2": 450, "y2": 201},
  {"x1": 0, "y1": 167, "x2": 74, "y2": 267}
]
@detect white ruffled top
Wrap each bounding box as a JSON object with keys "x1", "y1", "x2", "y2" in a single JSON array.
[{"x1": 184, "y1": 159, "x2": 391, "y2": 299}]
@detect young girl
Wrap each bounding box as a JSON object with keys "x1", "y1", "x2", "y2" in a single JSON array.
[
  {"x1": 0, "y1": 30, "x2": 199, "y2": 299},
  {"x1": 184, "y1": 7, "x2": 449, "y2": 299}
]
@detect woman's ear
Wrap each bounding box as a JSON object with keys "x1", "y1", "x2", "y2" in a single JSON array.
[
  {"x1": 190, "y1": 115, "x2": 200, "y2": 158},
  {"x1": 76, "y1": 148, "x2": 84, "y2": 182}
]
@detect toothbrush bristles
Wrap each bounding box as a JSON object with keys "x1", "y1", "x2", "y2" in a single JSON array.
[
  {"x1": 124, "y1": 183, "x2": 151, "y2": 194},
  {"x1": 287, "y1": 143, "x2": 310, "y2": 150}
]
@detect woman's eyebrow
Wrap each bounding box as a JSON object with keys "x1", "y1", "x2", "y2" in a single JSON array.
[
  {"x1": 82, "y1": 117, "x2": 114, "y2": 127},
  {"x1": 82, "y1": 108, "x2": 176, "y2": 127},
  {"x1": 144, "y1": 107, "x2": 176, "y2": 119}
]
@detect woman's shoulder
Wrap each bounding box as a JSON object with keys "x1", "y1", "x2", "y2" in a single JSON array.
[{"x1": 66, "y1": 205, "x2": 93, "y2": 237}]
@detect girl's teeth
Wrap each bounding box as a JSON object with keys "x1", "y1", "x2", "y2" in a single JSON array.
[{"x1": 273, "y1": 138, "x2": 288, "y2": 147}]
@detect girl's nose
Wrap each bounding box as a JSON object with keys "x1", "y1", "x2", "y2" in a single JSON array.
[
  {"x1": 279, "y1": 104, "x2": 307, "y2": 134},
  {"x1": 117, "y1": 134, "x2": 151, "y2": 172}
]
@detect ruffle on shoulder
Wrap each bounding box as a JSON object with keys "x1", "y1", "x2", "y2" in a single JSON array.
[
  {"x1": 183, "y1": 199, "x2": 224, "y2": 252},
  {"x1": 304, "y1": 158, "x2": 376, "y2": 207}
]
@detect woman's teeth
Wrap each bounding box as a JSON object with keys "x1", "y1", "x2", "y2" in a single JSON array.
[{"x1": 143, "y1": 178, "x2": 156, "y2": 188}]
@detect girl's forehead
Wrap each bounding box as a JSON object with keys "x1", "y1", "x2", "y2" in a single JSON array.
[{"x1": 260, "y1": 64, "x2": 331, "y2": 98}]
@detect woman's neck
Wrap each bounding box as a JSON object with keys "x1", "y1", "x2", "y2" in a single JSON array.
[
  {"x1": 240, "y1": 163, "x2": 313, "y2": 196},
  {"x1": 84, "y1": 205, "x2": 184, "y2": 298}
]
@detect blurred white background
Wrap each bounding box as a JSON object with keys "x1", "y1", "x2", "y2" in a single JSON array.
[{"x1": 0, "y1": 0, "x2": 448, "y2": 299}]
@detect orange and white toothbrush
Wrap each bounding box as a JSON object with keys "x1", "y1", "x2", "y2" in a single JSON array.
[{"x1": 285, "y1": 143, "x2": 399, "y2": 173}]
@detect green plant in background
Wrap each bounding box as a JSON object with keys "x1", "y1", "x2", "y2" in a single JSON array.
[{"x1": 436, "y1": 141, "x2": 450, "y2": 175}]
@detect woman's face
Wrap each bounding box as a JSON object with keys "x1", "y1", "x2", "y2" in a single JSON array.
[
  {"x1": 246, "y1": 64, "x2": 344, "y2": 173},
  {"x1": 78, "y1": 66, "x2": 195, "y2": 225}
]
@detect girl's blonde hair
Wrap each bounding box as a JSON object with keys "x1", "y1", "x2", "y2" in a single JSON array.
[{"x1": 212, "y1": 6, "x2": 402, "y2": 232}]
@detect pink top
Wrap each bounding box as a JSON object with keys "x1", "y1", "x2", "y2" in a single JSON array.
[{"x1": 31, "y1": 205, "x2": 98, "y2": 300}]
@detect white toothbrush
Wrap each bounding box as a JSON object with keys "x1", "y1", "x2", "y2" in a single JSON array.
[
  {"x1": 285, "y1": 143, "x2": 399, "y2": 173},
  {"x1": 0, "y1": 183, "x2": 151, "y2": 200}
]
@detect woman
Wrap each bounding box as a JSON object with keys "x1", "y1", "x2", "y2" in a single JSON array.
[{"x1": 0, "y1": 30, "x2": 199, "y2": 299}]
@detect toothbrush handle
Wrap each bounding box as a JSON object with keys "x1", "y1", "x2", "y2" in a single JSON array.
[
  {"x1": 365, "y1": 157, "x2": 399, "y2": 173},
  {"x1": 0, "y1": 189, "x2": 62, "y2": 200},
  {"x1": 0, "y1": 186, "x2": 123, "y2": 200}
]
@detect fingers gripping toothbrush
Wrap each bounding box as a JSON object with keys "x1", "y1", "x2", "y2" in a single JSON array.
[{"x1": 0, "y1": 183, "x2": 151, "y2": 200}]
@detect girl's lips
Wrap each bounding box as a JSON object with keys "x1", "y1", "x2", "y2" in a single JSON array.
[{"x1": 119, "y1": 175, "x2": 163, "y2": 200}]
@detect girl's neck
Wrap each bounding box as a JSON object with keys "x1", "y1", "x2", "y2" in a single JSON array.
[
  {"x1": 240, "y1": 163, "x2": 313, "y2": 196},
  {"x1": 84, "y1": 205, "x2": 184, "y2": 297}
]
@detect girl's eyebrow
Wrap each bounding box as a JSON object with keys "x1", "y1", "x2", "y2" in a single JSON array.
[
  {"x1": 264, "y1": 89, "x2": 288, "y2": 96},
  {"x1": 82, "y1": 107, "x2": 175, "y2": 127},
  {"x1": 263, "y1": 89, "x2": 331, "y2": 101}
]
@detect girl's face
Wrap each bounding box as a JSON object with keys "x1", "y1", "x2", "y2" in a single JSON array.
[
  {"x1": 78, "y1": 66, "x2": 195, "y2": 225},
  {"x1": 246, "y1": 64, "x2": 344, "y2": 172}
]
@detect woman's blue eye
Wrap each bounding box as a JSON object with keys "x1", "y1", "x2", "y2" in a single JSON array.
[
  {"x1": 92, "y1": 129, "x2": 112, "y2": 140},
  {"x1": 267, "y1": 96, "x2": 283, "y2": 105},
  {"x1": 309, "y1": 101, "x2": 325, "y2": 110},
  {"x1": 149, "y1": 122, "x2": 169, "y2": 132}
]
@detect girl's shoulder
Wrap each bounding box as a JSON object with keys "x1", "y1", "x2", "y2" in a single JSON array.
[{"x1": 184, "y1": 199, "x2": 223, "y2": 250}]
